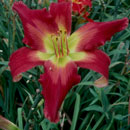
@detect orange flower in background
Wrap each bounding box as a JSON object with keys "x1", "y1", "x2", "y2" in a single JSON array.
[
  {"x1": 58, "y1": 0, "x2": 93, "y2": 22},
  {"x1": 9, "y1": 1, "x2": 128, "y2": 123}
]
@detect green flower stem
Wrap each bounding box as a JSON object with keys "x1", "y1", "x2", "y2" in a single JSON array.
[{"x1": 24, "y1": 94, "x2": 42, "y2": 130}]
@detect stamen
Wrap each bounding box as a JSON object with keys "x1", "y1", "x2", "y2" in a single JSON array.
[
  {"x1": 64, "y1": 31, "x2": 69, "y2": 55},
  {"x1": 51, "y1": 35, "x2": 57, "y2": 57},
  {"x1": 51, "y1": 30, "x2": 70, "y2": 58},
  {"x1": 56, "y1": 37, "x2": 61, "y2": 57},
  {"x1": 59, "y1": 30, "x2": 64, "y2": 56}
]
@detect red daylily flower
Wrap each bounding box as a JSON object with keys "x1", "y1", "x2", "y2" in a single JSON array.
[
  {"x1": 9, "y1": 1, "x2": 128, "y2": 123},
  {"x1": 58, "y1": 0, "x2": 93, "y2": 22}
]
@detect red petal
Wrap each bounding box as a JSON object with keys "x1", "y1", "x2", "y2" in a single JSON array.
[
  {"x1": 12, "y1": 1, "x2": 58, "y2": 51},
  {"x1": 79, "y1": 0, "x2": 92, "y2": 7},
  {"x1": 82, "y1": 12, "x2": 94, "y2": 22},
  {"x1": 58, "y1": 0, "x2": 72, "y2": 2},
  {"x1": 9, "y1": 47, "x2": 44, "y2": 81},
  {"x1": 72, "y1": 18, "x2": 128, "y2": 51},
  {"x1": 84, "y1": 17, "x2": 94, "y2": 22},
  {"x1": 58, "y1": 0, "x2": 66, "y2": 2},
  {"x1": 50, "y1": 2, "x2": 72, "y2": 35},
  {"x1": 75, "y1": 50, "x2": 110, "y2": 86},
  {"x1": 39, "y1": 61, "x2": 80, "y2": 122},
  {"x1": 72, "y1": 3, "x2": 82, "y2": 13}
]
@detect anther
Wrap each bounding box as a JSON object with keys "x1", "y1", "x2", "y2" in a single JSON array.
[
  {"x1": 56, "y1": 37, "x2": 58, "y2": 41},
  {"x1": 49, "y1": 67, "x2": 52, "y2": 71}
]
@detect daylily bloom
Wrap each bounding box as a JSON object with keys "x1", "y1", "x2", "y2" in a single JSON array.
[
  {"x1": 9, "y1": 1, "x2": 128, "y2": 123},
  {"x1": 58, "y1": 0, "x2": 93, "y2": 22}
]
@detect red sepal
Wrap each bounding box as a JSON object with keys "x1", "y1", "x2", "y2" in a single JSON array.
[
  {"x1": 50, "y1": 2, "x2": 72, "y2": 35},
  {"x1": 9, "y1": 47, "x2": 44, "y2": 81},
  {"x1": 39, "y1": 61, "x2": 80, "y2": 122},
  {"x1": 75, "y1": 18, "x2": 128, "y2": 51},
  {"x1": 75, "y1": 50, "x2": 110, "y2": 80},
  {"x1": 13, "y1": 1, "x2": 58, "y2": 51}
]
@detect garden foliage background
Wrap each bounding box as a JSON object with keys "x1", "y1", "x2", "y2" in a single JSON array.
[{"x1": 0, "y1": 0, "x2": 130, "y2": 130}]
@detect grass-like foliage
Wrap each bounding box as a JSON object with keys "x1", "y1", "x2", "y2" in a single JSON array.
[{"x1": 0, "y1": 0, "x2": 130, "y2": 130}]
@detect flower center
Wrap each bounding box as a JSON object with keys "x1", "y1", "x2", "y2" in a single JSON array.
[{"x1": 51, "y1": 30, "x2": 69, "y2": 58}]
